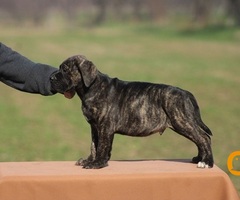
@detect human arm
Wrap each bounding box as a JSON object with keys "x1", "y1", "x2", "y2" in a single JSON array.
[{"x1": 0, "y1": 42, "x2": 57, "y2": 96}]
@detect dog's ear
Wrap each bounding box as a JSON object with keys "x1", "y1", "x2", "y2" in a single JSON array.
[{"x1": 78, "y1": 58, "x2": 97, "y2": 87}]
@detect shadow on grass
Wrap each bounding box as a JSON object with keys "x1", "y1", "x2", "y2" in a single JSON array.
[
  {"x1": 179, "y1": 25, "x2": 240, "y2": 41},
  {"x1": 134, "y1": 23, "x2": 240, "y2": 42}
]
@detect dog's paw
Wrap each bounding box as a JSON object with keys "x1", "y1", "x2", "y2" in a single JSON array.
[
  {"x1": 192, "y1": 156, "x2": 202, "y2": 164},
  {"x1": 192, "y1": 155, "x2": 214, "y2": 168},
  {"x1": 75, "y1": 158, "x2": 88, "y2": 166},
  {"x1": 82, "y1": 160, "x2": 108, "y2": 169},
  {"x1": 197, "y1": 162, "x2": 210, "y2": 169}
]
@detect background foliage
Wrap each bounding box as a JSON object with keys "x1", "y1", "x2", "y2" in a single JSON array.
[{"x1": 0, "y1": 0, "x2": 240, "y2": 26}]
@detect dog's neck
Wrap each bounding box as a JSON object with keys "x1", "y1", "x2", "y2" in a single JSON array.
[{"x1": 75, "y1": 71, "x2": 104, "y2": 100}]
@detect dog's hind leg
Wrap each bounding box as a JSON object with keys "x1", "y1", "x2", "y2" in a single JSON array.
[
  {"x1": 165, "y1": 107, "x2": 213, "y2": 167},
  {"x1": 169, "y1": 118, "x2": 214, "y2": 168},
  {"x1": 164, "y1": 90, "x2": 214, "y2": 168},
  {"x1": 191, "y1": 132, "x2": 213, "y2": 168},
  {"x1": 170, "y1": 121, "x2": 214, "y2": 168}
]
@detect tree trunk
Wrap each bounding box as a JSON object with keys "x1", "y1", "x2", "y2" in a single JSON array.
[
  {"x1": 93, "y1": 0, "x2": 107, "y2": 24},
  {"x1": 228, "y1": 0, "x2": 240, "y2": 26},
  {"x1": 193, "y1": 0, "x2": 210, "y2": 27}
]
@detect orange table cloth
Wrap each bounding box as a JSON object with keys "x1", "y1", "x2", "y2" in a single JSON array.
[{"x1": 0, "y1": 160, "x2": 239, "y2": 200}]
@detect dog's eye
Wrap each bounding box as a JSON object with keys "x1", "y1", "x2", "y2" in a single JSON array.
[{"x1": 62, "y1": 64, "x2": 69, "y2": 72}]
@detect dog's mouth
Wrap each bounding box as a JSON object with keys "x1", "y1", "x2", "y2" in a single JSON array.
[
  {"x1": 64, "y1": 88, "x2": 76, "y2": 99},
  {"x1": 50, "y1": 72, "x2": 76, "y2": 99}
]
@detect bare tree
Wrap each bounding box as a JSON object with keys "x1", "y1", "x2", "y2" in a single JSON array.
[
  {"x1": 0, "y1": 0, "x2": 51, "y2": 24},
  {"x1": 93, "y1": 0, "x2": 107, "y2": 24},
  {"x1": 227, "y1": 0, "x2": 240, "y2": 26},
  {"x1": 112, "y1": 0, "x2": 146, "y2": 21},
  {"x1": 148, "y1": 0, "x2": 166, "y2": 21},
  {"x1": 193, "y1": 0, "x2": 210, "y2": 27},
  {"x1": 131, "y1": 0, "x2": 148, "y2": 20}
]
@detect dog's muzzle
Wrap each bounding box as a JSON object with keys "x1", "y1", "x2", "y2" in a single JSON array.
[{"x1": 50, "y1": 72, "x2": 76, "y2": 99}]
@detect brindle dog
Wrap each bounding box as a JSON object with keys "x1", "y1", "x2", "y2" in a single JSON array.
[{"x1": 50, "y1": 55, "x2": 214, "y2": 169}]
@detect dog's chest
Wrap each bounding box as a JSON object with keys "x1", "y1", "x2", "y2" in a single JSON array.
[{"x1": 81, "y1": 96, "x2": 109, "y2": 123}]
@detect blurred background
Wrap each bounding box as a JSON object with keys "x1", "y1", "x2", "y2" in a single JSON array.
[
  {"x1": 0, "y1": 0, "x2": 240, "y2": 27},
  {"x1": 0, "y1": 0, "x2": 239, "y2": 194}
]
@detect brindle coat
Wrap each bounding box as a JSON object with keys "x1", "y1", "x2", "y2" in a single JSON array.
[{"x1": 50, "y1": 55, "x2": 214, "y2": 169}]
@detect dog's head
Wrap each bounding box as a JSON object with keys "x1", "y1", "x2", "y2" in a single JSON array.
[{"x1": 50, "y1": 55, "x2": 97, "y2": 99}]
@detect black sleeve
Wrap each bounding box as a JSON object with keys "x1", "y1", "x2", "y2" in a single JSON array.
[{"x1": 0, "y1": 42, "x2": 58, "y2": 96}]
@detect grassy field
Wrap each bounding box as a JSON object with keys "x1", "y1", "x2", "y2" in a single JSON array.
[{"x1": 0, "y1": 23, "x2": 240, "y2": 193}]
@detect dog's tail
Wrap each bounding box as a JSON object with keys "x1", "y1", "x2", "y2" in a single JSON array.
[{"x1": 189, "y1": 93, "x2": 213, "y2": 137}]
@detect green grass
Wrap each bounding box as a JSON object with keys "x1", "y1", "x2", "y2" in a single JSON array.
[{"x1": 0, "y1": 23, "x2": 240, "y2": 193}]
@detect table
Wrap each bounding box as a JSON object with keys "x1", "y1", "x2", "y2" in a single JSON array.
[{"x1": 0, "y1": 160, "x2": 239, "y2": 200}]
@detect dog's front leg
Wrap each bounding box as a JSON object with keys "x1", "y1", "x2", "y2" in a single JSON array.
[
  {"x1": 76, "y1": 125, "x2": 98, "y2": 166},
  {"x1": 83, "y1": 131, "x2": 114, "y2": 169}
]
